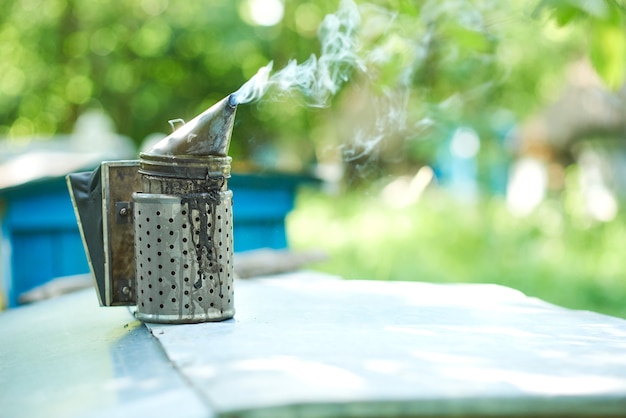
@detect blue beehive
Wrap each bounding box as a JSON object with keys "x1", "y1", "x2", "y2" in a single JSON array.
[
  {"x1": 0, "y1": 177, "x2": 89, "y2": 307},
  {"x1": 0, "y1": 171, "x2": 316, "y2": 307},
  {"x1": 229, "y1": 173, "x2": 315, "y2": 252}
]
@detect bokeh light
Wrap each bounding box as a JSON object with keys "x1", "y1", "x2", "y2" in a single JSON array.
[{"x1": 240, "y1": 0, "x2": 284, "y2": 27}]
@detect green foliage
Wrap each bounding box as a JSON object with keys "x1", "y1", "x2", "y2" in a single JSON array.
[
  {"x1": 0, "y1": 0, "x2": 290, "y2": 143},
  {"x1": 288, "y1": 188, "x2": 626, "y2": 318},
  {"x1": 535, "y1": 0, "x2": 626, "y2": 89},
  {"x1": 2, "y1": 0, "x2": 623, "y2": 319},
  {"x1": 0, "y1": 0, "x2": 620, "y2": 175}
]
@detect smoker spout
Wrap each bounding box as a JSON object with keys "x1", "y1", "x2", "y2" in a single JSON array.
[{"x1": 147, "y1": 95, "x2": 237, "y2": 157}]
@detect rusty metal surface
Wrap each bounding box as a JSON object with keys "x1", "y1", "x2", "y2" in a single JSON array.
[
  {"x1": 141, "y1": 174, "x2": 228, "y2": 195},
  {"x1": 102, "y1": 161, "x2": 142, "y2": 306}
]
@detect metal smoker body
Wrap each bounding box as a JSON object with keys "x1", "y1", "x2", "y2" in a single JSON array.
[{"x1": 68, "y1": 96, "x2": 237, "y2": 324}]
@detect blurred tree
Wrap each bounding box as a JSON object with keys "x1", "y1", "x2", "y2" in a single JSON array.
[
  {"x1": 535, "y1": 0, "x2": 626, "y2": 89},
  {"x1": 0, "y1": 0, "x2": 619, "y2": 182}
]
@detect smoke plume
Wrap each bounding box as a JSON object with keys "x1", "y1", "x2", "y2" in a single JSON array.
[
  {"x1": 230, "y1": 0, "x2": 444, "y2": 174},
  {"x1": 230, "y1": 0, "x2": 362, "y2": 107}
]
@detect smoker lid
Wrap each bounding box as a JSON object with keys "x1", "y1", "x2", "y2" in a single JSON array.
[{"x1": 144, "y1": 95, "x2": 237, "y2": 158}]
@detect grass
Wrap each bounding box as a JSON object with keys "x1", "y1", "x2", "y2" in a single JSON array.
[{"x1": 287, "y1": 187, "x2": 626, "y2": 319}]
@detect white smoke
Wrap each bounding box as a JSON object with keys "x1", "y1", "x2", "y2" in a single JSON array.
[
  {"x1": 342, "y1": 90, "x2": 410, "y2": 163},
  {"x1": 230, "y1": 0, "x2": 440, "y2": 173},
  {"x1": 230, "y1": 63, "x2": 273, "y2": 105},
  {"x1": 231, "y1": 0, "x2": 362, "y2": 107}
]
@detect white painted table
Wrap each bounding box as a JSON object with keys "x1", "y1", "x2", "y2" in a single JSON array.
[{"x1": 3, "y1": 271, "x2": 626, "y2": 417}]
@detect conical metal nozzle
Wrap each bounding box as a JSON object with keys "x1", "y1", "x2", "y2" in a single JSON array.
[{"x1": 147, "y1": 95, "x2": 237, "y2": 157}]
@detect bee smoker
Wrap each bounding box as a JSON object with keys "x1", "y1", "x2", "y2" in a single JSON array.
[{"x1": 67, "y1": 95, "x2": 237, "y2": 323}]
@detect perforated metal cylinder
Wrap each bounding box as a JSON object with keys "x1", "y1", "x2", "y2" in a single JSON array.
[{"x1": 132, "y1": 190, "x2": 234, "y2": 324}]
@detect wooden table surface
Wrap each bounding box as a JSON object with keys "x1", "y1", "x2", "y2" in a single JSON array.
[{"x1": 3, "y1": 271, "x2": 626, "y2": 417}]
